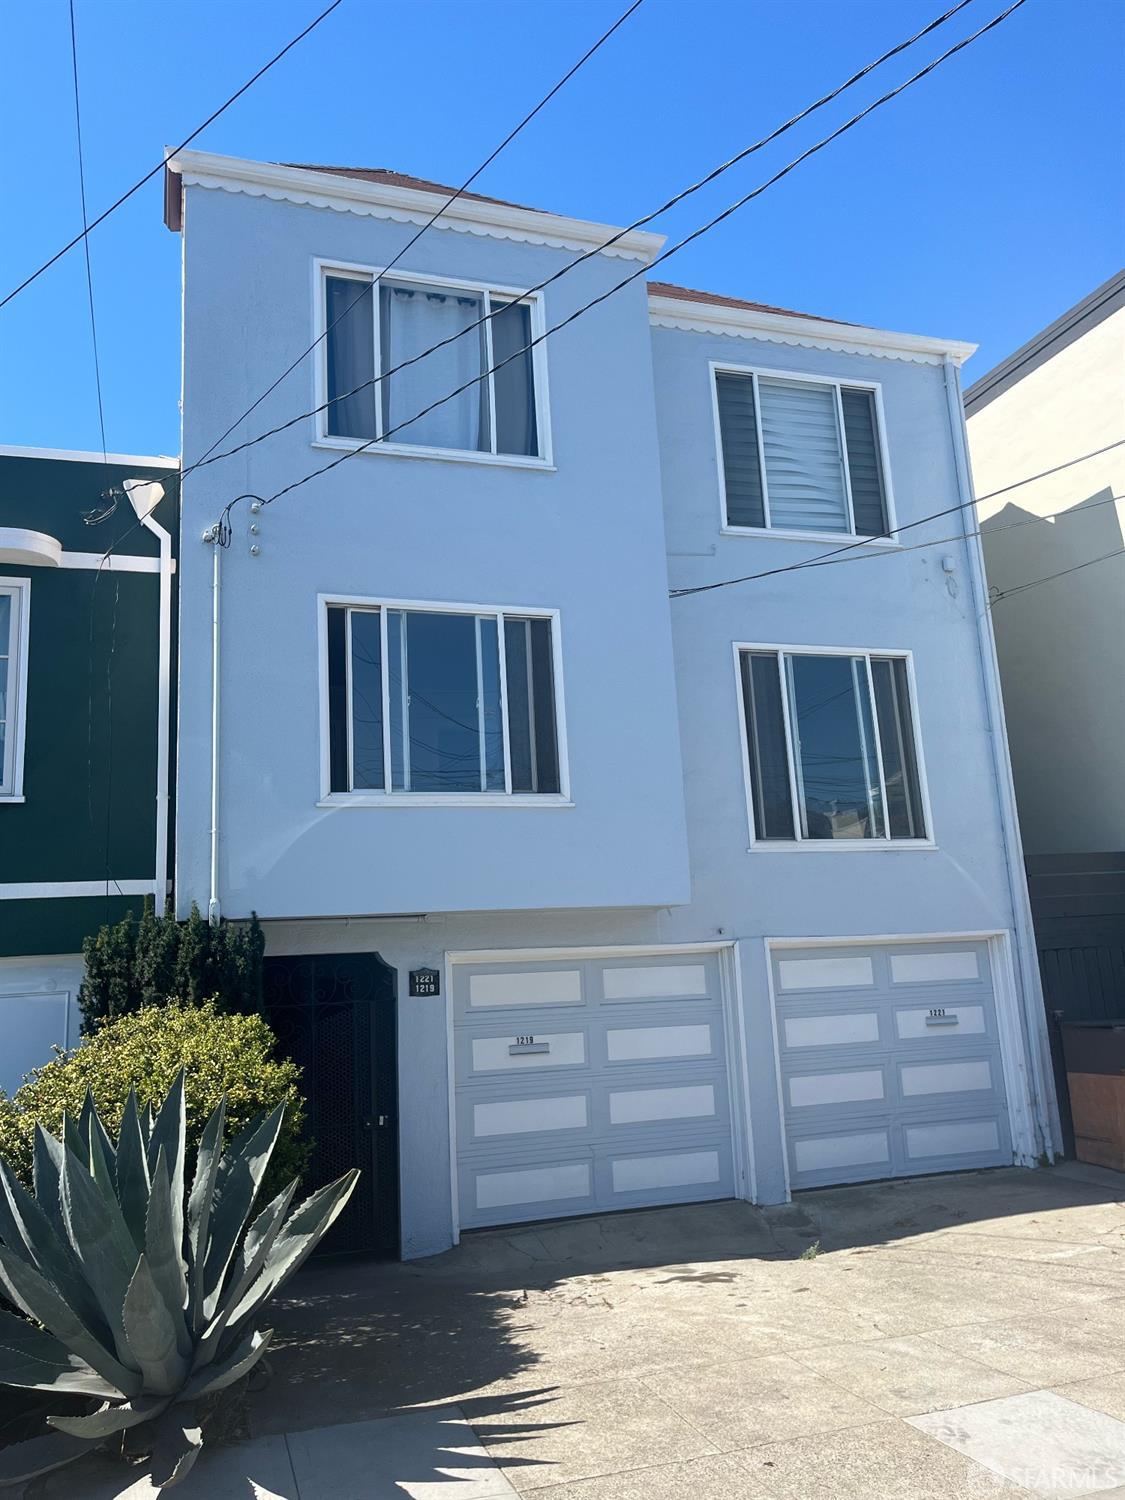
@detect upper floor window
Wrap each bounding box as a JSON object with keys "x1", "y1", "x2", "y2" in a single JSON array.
[
  {"x1": 0, "y1": 580, "x2": 29, "y2": 800},
  {"x1": 714, "y1": 366, "x2": 891, "y2": 539},
  {"x1": 737, "y1": 646, "x2": 928, "y2": 845},
  {"x1": 324, "y1": 600, "x2": 565, "y2": 801},
  {"x1": 321, "y1": 267, "x2": 545, "y2": 462}
]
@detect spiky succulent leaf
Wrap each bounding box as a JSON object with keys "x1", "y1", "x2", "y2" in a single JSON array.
[
  {"x1": 62, "y1": 1109, "x2": 89, "y2": 1170},
  {"x1": 201, "y1": 1104, "x2": 283, "y2": 1323},
  {"x1": 87, "y1": 1092, "x2": 117, "y2": 1174},
  {"x1": 32, "y1": 1125, "x2": 67, "y2": 1242},
  {"x1": 185, "y1": 1097, "x2": 225, "y2": 1329},
  {"x1": 47, "y1": 1393, "x2": 171, "y2": 1438},
  {"x1": 0, "y1": 1245, "x2": 139, "y2": 1396},
  {"x1": 87, "y1": 1107, "x2": 119, "y2": 1205},
  {"x1": 224, "y1": 1170, "x2": 359, "y2": 1344},
  {"x1": 148, "y1": 1413, "x2": 203, "y2": 1490},
  {"x1": 77, "y1": 1092, "x2": 97, "y2": 1161},
  {"x1": 115, "y1": 1090, "x2": 151, "y2": 1251},
  {"x1": 0, "y1": 1431, "x2": 99, "y2": 1485},
  {"x1": 193, "y1": 1181, "x2": 294, "y2": 1372},
  {"x1": 147, "y1": 1070, "x2": 186, "y2": 1262},
  {"x1": 0, "y1": 1158, "x2": 108, "y2": 1341},
  {"x1": 0, "y1": 1309, "x2": 121, "y2": 1397},
  {"x1": 182, "y1": 1327, "x2": 271, "y2": 1401},
  {"x1": 60, "y1": 1144, "x2": 140, "y2": 1364},
  {"x1": 121, "y1": 1255, "x2": 190, "y2": 1395},
  {"x1": 146, "y1": 1148, "x2": 191, "y2": 1359}
]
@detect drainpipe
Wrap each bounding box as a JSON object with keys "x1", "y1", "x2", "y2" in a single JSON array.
[
  {"x1": 204, "y1": 526, "x2": 222, "y2": 926},
  {"x1": 941, "y1": 354, "x2": 1060, "y2": 1161},
  {"x1": 124, "y1": 479, "x2": 172, "y2": 911}
]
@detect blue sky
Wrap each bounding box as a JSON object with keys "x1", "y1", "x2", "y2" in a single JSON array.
[{"x1": 1, "y1": 0, "x2": 1121, "y2": 459}]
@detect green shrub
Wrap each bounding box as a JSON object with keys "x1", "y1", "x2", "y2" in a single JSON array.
[
  {"x1": 78, "y1": 900, "x2": 265, "y2": 1034},
  {"x1": 0, "y1": 1002, "x2": 307, "y2": 1202}
]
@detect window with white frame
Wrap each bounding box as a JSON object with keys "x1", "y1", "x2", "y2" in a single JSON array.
[
  {"x1": 0, "y1": 581, "x2": 28, "y2": 798},
  {"x1": 738, "y1": 648, "x2": 927, "y2": 843},
  {"x1": 715, "y1": 367, "x2": 890, "y2": 537},
  {"x1": 322, "y1": 269, "x2": 542, "y2": 459},
  {"x1": 325, "y1": 602, "x2": 563, "y2": 797}
]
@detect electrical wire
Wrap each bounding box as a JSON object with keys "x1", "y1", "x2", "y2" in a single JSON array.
[
  {"x1": 0, "y1": 0, "x2": 345, "y2": 311},
  {"x1": 671, "y1": 438, "x2": 1124, "y2": 598},
  {"x1": 68, "y1": 0, "x2": 107, "y2": 464},
  {"x1": 990, "y1": 547, "x2": 1125, "y2": 602},
  {"x1": 223, "y1": 0, "x2": 1027, "y2": 533},
  {"x1": 182, "y1": 0, "x2": 979, "y2": 483},
  {"x1": 188, "y1": 0, "x2": 648, "y2": 472}
]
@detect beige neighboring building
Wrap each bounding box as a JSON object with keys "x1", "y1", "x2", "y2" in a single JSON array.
[{"x1": 966, "y1": 271, "x2": 1125, "y2": 859}]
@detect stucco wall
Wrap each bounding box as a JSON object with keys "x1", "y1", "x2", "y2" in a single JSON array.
[
  {"x1": 175, "y1": 185, "x2": 690, "y2": 920},
  {"x1": 967, "y1": 306, "x2": 1125, "y2": 854}
]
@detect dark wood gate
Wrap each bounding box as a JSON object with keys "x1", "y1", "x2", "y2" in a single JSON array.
[{"x1": 262, "y1": 951, "x2": 400, "y2": 1257}]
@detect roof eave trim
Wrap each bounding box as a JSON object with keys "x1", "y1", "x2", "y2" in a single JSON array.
[
  {"x1": 165, "y1": 150, "x2": 666, "y2": 262},
  {"x1": 647, "y1": 294, "x2": 977, "y2": 366}
]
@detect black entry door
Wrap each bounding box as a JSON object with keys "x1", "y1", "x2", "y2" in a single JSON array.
[{"x1": 262, "y1": 951, "x2": 400, "y2": 1257}]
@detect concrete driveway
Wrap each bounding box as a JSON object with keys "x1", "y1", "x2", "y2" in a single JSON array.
[{"x1": 246, "y1": 1161, "x2": 1125, "y2": 1498}]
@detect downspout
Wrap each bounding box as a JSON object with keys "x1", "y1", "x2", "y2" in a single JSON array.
[
  {"x1": 124, "y1": 479, "x2": 172, "y2": 911},
  {"x1": 941, "y1": 354, "x2": 1060, "y2": 1161},
  {"x1": 204, "y1": 526, "x2": 222, "y2": 926}
]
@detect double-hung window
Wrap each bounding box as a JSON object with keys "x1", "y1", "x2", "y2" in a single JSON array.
[
  {"x1": 322, "y1": 267, "x2": 543, "y2": 460},
  {"x1": 715, "y1": 366, "x2": 891, "y2": 537},
  {"x1": 738, "y1": 647, "x2": 928, "y2": 844},
  {"x1": 0, "y1": 580, "x2": 29, "y2": 800},
  {"x1": 325, "y1": 602, "x2": 564, "y2": 799}
]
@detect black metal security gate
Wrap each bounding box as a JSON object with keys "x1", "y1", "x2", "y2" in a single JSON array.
[{"x1": 262, "y1": 951, "x2": 400, "y2": 1257}]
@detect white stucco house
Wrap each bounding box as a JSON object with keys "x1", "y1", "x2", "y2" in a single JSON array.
[{"x1": 166, "y1": 150, "x2": 1059, "y2": 1259}]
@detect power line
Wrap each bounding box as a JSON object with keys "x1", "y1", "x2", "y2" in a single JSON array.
[
  {"x1": 68, "y1": 0, "x2": 107, "y2": 463},
  {"x1": 0, "y1": 0, "x2": 344, "y2": 311},
  {"x1": 990, "y1": 547, "x2": 1125, "y2": 603},
  {"x1": 187, "y1": 0, "x2": 648, "y2": 473},
  {"x1": 227, "y1": 0, "x2": 1026, "y2": 530},
  {"x1": 183, "y1": 0, "x2": 978, "y2": 482},
  {"x1": 671, "y1": 437, "x2": 1123, "y2": 598}
]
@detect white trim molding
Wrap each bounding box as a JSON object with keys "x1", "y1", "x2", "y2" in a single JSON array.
[
  {"x1": 650, "y1": 293, "x2": 977, "y2": 367},
  {"x1": 0, "y1": 879, "x2": 156, "y2": 900},
  {"x1": 0, "y1": 529, "x2": 62, "y2": 568},
  {"x1": 168, "y1": 150, "x2": 665, "y2": 263},
  {"x1": 0, "y1": 444, "x2": 177, "y2": 467}
]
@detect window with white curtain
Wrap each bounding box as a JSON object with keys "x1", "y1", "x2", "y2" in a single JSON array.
[
  {"x1": 715, "y1": 367, "x2": 890, "y2": 537},
  {"x1": 325, "y1": 602, "x2": 563, "y2": 799},
  {"x1": 0, "y1": 582, "x2": 29, "y2": 799},
  {"x1": 738, "y1": 647, "x2": 927, "y2": 844},
  {"x1": 322, "y1": 269, "x2": 541, "y2": 460}
]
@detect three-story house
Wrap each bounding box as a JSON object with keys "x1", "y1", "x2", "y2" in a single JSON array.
[{"x1": 166, "y1": 150, "x2": 1058, "y2": 1258}]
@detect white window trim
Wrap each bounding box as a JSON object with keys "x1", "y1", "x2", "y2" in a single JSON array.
[
  {"x1": 312, "y1": 258, "x2": 554, "y2": 470},
  {"x1": 0, "y1": 578, "x2": 30, "y2": 802},
  {"x1": 317, "y1": 593, "x2": 572, "y2": 807},
  {"x1": 731, "y1": 640, "x2": 935, "y2": 851},
  {"x1": 710, "y1": 362, "x2": 899, "y2": 545}
]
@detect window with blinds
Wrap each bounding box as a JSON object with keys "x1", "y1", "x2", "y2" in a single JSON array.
[{"x1": 715, "y1": 369, "x2": 890, "y2": 537}]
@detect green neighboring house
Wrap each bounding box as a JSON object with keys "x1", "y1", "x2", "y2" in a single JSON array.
[{"x1": 0, "y1": 446, "x2": 178, "y2": 1092}]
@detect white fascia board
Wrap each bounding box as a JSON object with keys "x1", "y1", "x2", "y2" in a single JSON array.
[
  {"x1": 166, "y1": 149, "x2": 666, "y2": 264},
  {"x1": 648, "y1": 293, "x2": 978, "y2": 367},
  {"x1": 0, "y1": 445, "x2": 178, "y2": 468}
]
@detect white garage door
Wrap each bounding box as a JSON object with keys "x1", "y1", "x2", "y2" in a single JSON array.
[
  {"x1": 774, "y1": 939, "x2": 1012, "y2": 1189},
  {"x1": 454, "y1": 953, "x2": 737, "y2": 1229}
]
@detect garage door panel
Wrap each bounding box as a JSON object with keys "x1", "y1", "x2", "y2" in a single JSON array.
[
  {"x1": 603, "y1": 1020, "x2": 722, "y2": 1065},
  {"x1": 461, "y1": 963, "x2": 587, "y2": 1012},
  {"x1": 775, "y1": 941, "x2": 1011, "y2": 1189},
  {"x1": 458, "y1": 1028, "x2": 590, "y2": 1079},
  {"x1": 462, "y1": 1156, "x2": 597, "y2": 1225}
]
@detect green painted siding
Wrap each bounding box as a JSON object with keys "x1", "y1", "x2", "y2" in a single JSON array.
[{"x1": 0, "y1": 453, "x2": 177, "y2": 958}]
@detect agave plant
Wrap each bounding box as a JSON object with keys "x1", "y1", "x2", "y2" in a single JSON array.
[{"x1": 0, "y1": 1073, "x2": 358, "y2": 1489}]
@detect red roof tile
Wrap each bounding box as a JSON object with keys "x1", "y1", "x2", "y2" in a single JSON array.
[
  {"x1": 647, "y1": 280, "x2": 845, "y2": 325},
  {"x1": 287, "y1": 164, "x2": 546, "y2": 215}
]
